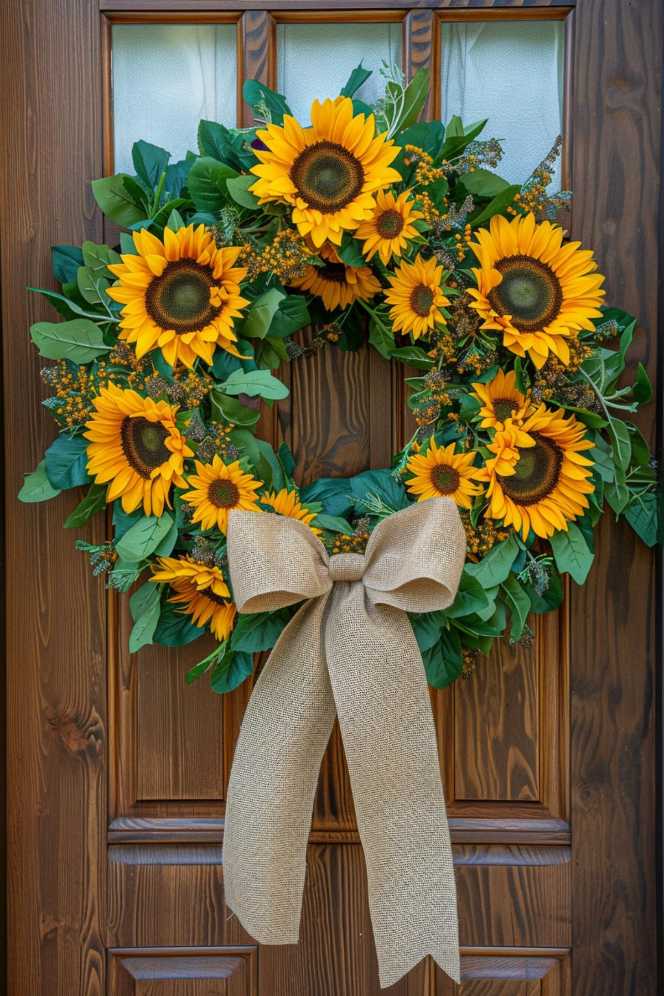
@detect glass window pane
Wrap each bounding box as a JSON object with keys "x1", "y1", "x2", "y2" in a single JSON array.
[
  {"x1": 112, "y1": 24, "x2": 237, "y2": 173},
  {"x1": 441, "y1": 21, "x2": 564, "y2": 187},
  {"x1": 277, "y1": 22, "x2": 402, "y2": 123}
]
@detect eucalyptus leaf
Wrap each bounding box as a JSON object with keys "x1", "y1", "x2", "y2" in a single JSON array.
[
  {"x1": 64, "y1": 483, "x2": 107, "y2": 527},
  {"x1": 128, "y1": 582, "x2": 162, "y2": 653},
  {"x1": 18, "y1": 461, "x2": 62, "y2": 503},
  {"x1": 115, "y1": 513, "x2": 174, "y2": 563},
  {"x1": 44, "y1": 435, "x2": 91, "y2": 490},
  {"x1": 221, "y1": 368, "x2": 289, "y2": 401},
  {"x1": 465, "y1": 536, "x2": 518, "y2": 587},
  {"x1": 550, "y1": 524, "x2": 594, "y2": 584},
  {"x1": 231, "y1": 609, "x2": 290, "y2": 653},
  {"x1": 210, "y1": 647, "x2": 254, "y2": 694},
  {"x1": 502, "y1": 575, "x2": 531, "y2": 641}
]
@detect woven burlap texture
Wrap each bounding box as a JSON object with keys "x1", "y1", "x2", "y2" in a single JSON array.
[{"x1": 224, "y1": 498, "x2": 466, "y2": 988}]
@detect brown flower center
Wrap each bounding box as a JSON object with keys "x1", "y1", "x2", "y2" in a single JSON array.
[
  {"x1": 410, "y1": 283, "x2": 435, "y2": 317},
  {"x1": 208, "y1": 478, "x2": 240, "y2": 509},
  {"x1": 121, "y1": 416, "x2": 171, "y2": 479},
  {"x1": 376, "y1": 208, "x2": 404, "y2": 239},
  {"x1": 499, "y1": 433, "x2": 562, "y2": 506},
  {"x1": 493, "y1": 398, "x2": 519, "y2": 422},
  {"x1": 431, "y1": 463, "x2": 460, "y2": 495},
  {"x1": 488, "y1": 255, "x2": 563, "y2": 332},
  {"x1": 291, "y1": 141, "x2": 364, "y2": 213},
  {"x1": 145, "y1": 259, "x2": 220, "y2": 334},
  {"x1": 319, "y1": 262, "x2": 349, "y2": 284}
]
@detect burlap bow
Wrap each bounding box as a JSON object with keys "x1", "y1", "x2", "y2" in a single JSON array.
[{"x1": 224, "y1": 498, "x2": 466, "y2": 988}]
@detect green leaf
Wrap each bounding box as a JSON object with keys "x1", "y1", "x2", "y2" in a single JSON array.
[
  {"x1": 470, "y1": 185, "x2": 521, "y2": 227},
  {"x1": 91, "y1": 174, "x2": 146, "y2": 226},
  {"x1": 624, "y1": 491, "x2": 659, "y2": 547},
  {"x1": 166, "y1": 208, "x2": 185, "y2": 231},
  {"x1": 132, "y1": 139, "x2": 170, "y2": 188},
  {"x1": 606, "y1": 480, "x2": 630, "y2": 515},
  {"x1": 368, "y1": 317, "x2": 395, "y2": 360},
  {"x1": 632, "y1": 362, "x2": 652, "y2": 404},
  {"x1": 550, "y1": 524, "x2": 594, "y2": 584},
  {"x1": 269, "y1": 294, "x2": 311, "y2": 338},
  {"x1": 198, "y1": 120, "x2": 250, "y2": 171},
  {"x1": 222, "y1": 368, "x2": 289, "y2": 401},
  {"x1": 115, "y1": 513, "x2": 174, "y2": 563},
  {"x1": 155, "y1": 603, "x2": 204, "y2": 646},
  {"x1": 525, "y1": 568, "x2": 564, "y2": 614},
  {"x1": 337, "y1": 236, "x2": 365, "y2": 268},
  {"x1": 610, "y1": 419, "x2": 632, "y2": 472},
  {"x1": 52, "y1": 244, "x2": 84, "y2": 284},
  {"x1": 392, "y1": 68, "x2": 429, "y2": 132},
  {"x1": 391, "y1": 345, "x2": 434, "y2": 370},
  {"x1": 349, "y1": 468, "x2": 409, "y2": 512},
  {"x1": 397, "y1": 121, "x2": 445, "y2": 158},
  {"x1": 502, "y1": 575, "x2": 531, "y2": 641},
  {"x1": 300, "y1": 477, "x2": 354, "y2": 518},
  {"x1": 411, "y1": 611, "x2": 445, "y2": 653},
  {"x1": 77, "y1": 265, "x2": 110, "y2": 305},
  {"x1": 231, "y1": 610, "x2": 290, "y2": 653},
  {"x1": 64, "y1": 483, "x2": 107, "y2": 527},
  {"x1": 422, "y1": 630, "x2": 463, "y2": 688},
  {"x1": 240, "y1": 288, "x2": 286, "y2": 339},
  {"x1": 128, "y1": 582, "x2": 162, "y2": 653},
  {"x1": 243, "y1": 79, "x2": 291, "y2": 125},
  {"x1": 314, "y1": 513, "x2": 353, "y2": 534},
  {"x1": 210, "y1": 647, "x2": 254, "y2": 694},
  {"x1": 231, "y1": 430, "x2": 284, "y2": 489},
  {"x1": 30, "y1": 318, "x2": 112, "y2": 363},
  {"x1": 210, "y1": 389, "x2": 261, "y2": 427},
  {"x1": 226, "y1": 174, "x2": 260, "y2": 209},
  {"x1": 44, "y1": 435, "x2": 90, "y2": 490},
  {"x1": 460, "y1": 168, "x2": 510, "y2": 198},
  {"x1": 187, "y1": 157, "x2": 238, "y2": 213},
  {"x1": 340, "y1": 62, "x2": 372, "y2": 97},
  {"x1": 81, "y1": 241, "x2": 121, "y2": 272},
  {"x1": 444, "y1": 571, "x2": 491, "y2": 619},
  {"x1": 18, "y1": 460, "x2": 61, "y2": 503},
  {"x1": 465, "y1": 536, "x2": 518, "y2": 587}
]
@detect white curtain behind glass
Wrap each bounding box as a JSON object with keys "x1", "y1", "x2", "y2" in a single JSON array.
[
  {"x1": 112, "y1": 25, "x2": 237, "y2": 174},
  {"x1": 277, "y1": 23, "x2": 402, "y2": 124},
  {"x1": 441, "y1": 21, "x2": 564, "y2": 188}
]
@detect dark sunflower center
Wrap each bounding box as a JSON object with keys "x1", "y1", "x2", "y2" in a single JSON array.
[
  {"x1": 493, "y1": 398, "x2": 518, "y2": 422},
  {"x1": 376, "y1": 209, "x2": 404, "y2": 239},
  {"x1": 145, "y1": 259, "x2": 219, "y2": 334},
  {"x1": 121, "y1": 416, "x2": 170, "y2": 479},
  {"x1": 410, "y1": 284, "x2": 435, "y2": 317},
  {"x1": 499, "y1": 433, "x2": 562, "y2": 506},
  {"x1": 431, "y1": 463, "x2": 460, "y2": 495},
  {"x1": 488, "y1": 255, "x2": 563, "y2": 332},
  {"x1": 291, "y1": 141, "x2": 364, "y2": 213},
  {"x1": 208, "y1": 479, "x2": 240, "y2": 509},
  {"x1": 319, "y1": 262, "x2": 348, "y2": 284}
]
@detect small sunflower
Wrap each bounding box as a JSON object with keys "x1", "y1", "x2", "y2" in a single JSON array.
[
  {"x1": 406, "y1": 439, "x2": 485, "y2": 509},
  {"x1": 385, "y1": 254, "x2": 450, "y2": 339},
  {"x1": 471, "y1": 369, "x2": 532, "y2": 432},
  {"x1": 151, "y1": 556, "x2": 236, "y2": 641},
  {"x1": 250, "y1": 96, "x2": 401, "y2": 247},
  {"x1": 477, "y1": 405, "x2": 595, "y2": 539},
  {"x1": 355, "y1": 189, "x2": 423, "y2": 264},
  {"x1": 291, "y1": 243, "x2": 381, "y2": 311},
  {"x1": 182, "y1": 455, "x2": 263, "y2": 533},
  {"x1": 467, "y1": 213, "x2": 605, "y2": 368},
  {"x1": 261, "y1": 488, "x2": 321, "y2": 535},
  {"x1": 84, "y1": 383, "x2": 192, "y2": 516},
  {"x1": 106, "y1": 225, "x2": 249, "y2": 368}
]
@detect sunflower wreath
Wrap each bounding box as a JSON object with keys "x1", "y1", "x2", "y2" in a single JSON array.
[{"x1": 20, "y1": 67, "x2": 658, "y2": 692}]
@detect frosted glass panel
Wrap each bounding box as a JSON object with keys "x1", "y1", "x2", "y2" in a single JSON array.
[
  {"x1": 441, "y1": 21, "x2": 564, "y2": 187},
  {"x1": 278, "y1": 23, "x2": 402, "y2": 123},
  {"x1": 112, "y1": 24, "x2": 237, "y2": 173}
]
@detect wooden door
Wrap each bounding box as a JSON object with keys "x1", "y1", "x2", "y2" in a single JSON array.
[{"x1": 2, "y1": 2, "x2": 661, "y2": 994}]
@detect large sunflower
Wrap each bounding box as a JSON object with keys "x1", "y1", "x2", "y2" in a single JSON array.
[
  {"x1": 84, "y1": 383, "x2": 192, "y2": 515},
  {"x1": 151, "y1": 556, "x2": 236, "y2": 641},
  {"x1": 291, "y1": 243, "x2": 381, "y2": 311},
  {"x1": 472, "y1": 369, "x2": 532, "y2": 432},
  {"x1": 467, "y1": 213, "x2": 605, "y2": 368},
  {"x1": 385, "y1": 253, "x2": 450, "y2": 339},
  {"x1": 250, "y1": 96, "x2": 401, "y2": 247},
  {"x1": 106, "y1": 225, "x2": 249, "y2": 368},
  {"x1": 261, "y1": 488, "x2": 321, "y2": 535},
  {"x1": 181, "y1": 455, "x2": 263, "y2": 533},
  {"x1": 406, "y1": 439, "x2": 484, "y2": 509},
  {"x1": 355, "y1": 189, "x2": 423, "y2": 264},
  {"x1": 477, "y1": 405, "x2": 595, "y2": 539}
]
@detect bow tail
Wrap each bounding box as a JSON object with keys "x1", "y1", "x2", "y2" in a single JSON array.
[
  {"x1": 223, "y1": 595, "x2": 337, "y2": 943},
  {"x1": 325, "y1": 585, "x2": 461, "y2": 988}
]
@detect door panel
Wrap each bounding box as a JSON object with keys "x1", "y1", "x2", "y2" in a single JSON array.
[{"x1": 2, "y1": 2, "x2": 660, "y2": 995}]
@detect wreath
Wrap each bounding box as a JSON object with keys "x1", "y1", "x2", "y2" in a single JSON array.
[{"x1": 20, "y1": 67, "x2": 657, "y2": 694}]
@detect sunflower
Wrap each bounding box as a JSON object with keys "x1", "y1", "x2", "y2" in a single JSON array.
[
  {"x1": 406, "y1": 439, "x2": 485, "y2": 509},
  {"x1": 477, "y1": 405, "x2": 595, "y2": 539},
  {"x1": 151, "y1": 556, "x2": 236, "y2": 641},
  {"x1": 261, "y1": 488, "x2": 321, "y2": 535},
  {"x1": 291, "y1": 243, "x2": 381, "y2": 311},
  {"x1": 355, "y1": 189, "x2": 423, "y2": 264},
  {"x1": 181, "y1": 455, "x2": 263, "y2": 534},
  {"x1": 385, "y1": 254, "x2": 450, "y2": 339},
  {"x1": 471, "y1": 369, "x2": 532, "y2": 432},
  {"x1": 467, "y1": 213, "x2": 605, "y2": 369},
  {"x1": 84, "y1": 383, "x2": 192, "y2": 515},
  {"x1": 249, "y1": 96, "x2": 401, "y2": 247},
  {"x1": 106, "y1": 225, "x2": 249, "y2": 369}
]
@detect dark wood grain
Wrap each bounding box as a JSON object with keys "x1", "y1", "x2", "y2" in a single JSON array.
[
  {"x1": 100, "y1": 1, "x2": 576, "y2": 10},
  {"x1": 109, "y1": 946, "x2": 257, "y2": 996},
  {"x1": 568, "y1": 1, "x2": 661, "y2": 992},
  {"x1": 1, "y1": 2, "x2": 107, "y2": 994}
]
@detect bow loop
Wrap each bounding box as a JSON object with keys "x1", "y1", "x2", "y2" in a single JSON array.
[{"x1": 227, "y1": 510, "x2": 330, "y2": 614}]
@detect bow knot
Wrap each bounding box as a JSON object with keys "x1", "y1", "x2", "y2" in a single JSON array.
[
  {"x1": 224, "y1": 498, "x2": 467, "y2": 989},
  {"x1": 328, "y1": 552, "x2": 365, "y2": 583}
]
